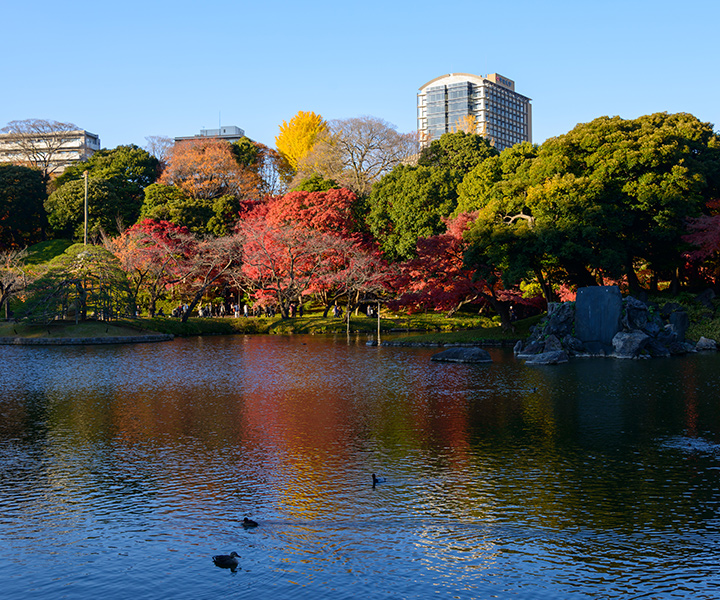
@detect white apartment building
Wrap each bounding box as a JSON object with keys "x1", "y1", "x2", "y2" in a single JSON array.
[
  {"x1": 418, "y1": 73, "x2": 532, "y2": 151},
  {"x1": 0, "y1": 128, "x2": 101, "y2": 176},
  {"x1": 174, "y1": 125, "x2": 246, "y2": 144}
]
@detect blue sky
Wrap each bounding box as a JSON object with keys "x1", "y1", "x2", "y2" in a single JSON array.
[{"x1": 2, "y1": 0, "x2": 718, "y2": 151}]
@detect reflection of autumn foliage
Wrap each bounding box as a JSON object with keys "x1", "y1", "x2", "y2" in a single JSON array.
[{"x1": 160, "y1": 138, "x2": 261, "y2": 200}]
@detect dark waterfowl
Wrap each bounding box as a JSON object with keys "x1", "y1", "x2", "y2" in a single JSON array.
[
  {"x1": 372, "y1": 473, "x2": 385, "y2": 487},
  {"x1": 212, "y1": 551, "x2": 240, "y2": 570},
  {"x1": 242, "y1": 517, "x2": 258, "y2": 528}
]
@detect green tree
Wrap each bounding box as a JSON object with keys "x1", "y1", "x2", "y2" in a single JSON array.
[
  {"x1": 0, "y1": 164, "x2": 48, "y2": 250},
  {"x1": 367, "y1": 165, "x2": 462, "y2": 261},
  {"x1": 464, "y1": 112, "x2": 720, "y2": 295},
  {"x1": 54, "y1": 144, "x2": 159, "y2": 224},
  {"x1": 22, "y1": 244, "x2": 131, "y2": 324},
  {"x1": 418, "y1": 131, "x2": 498, "y2": 173},
  {"x1": 45, "y1": 178, "x2": 131, "y2": 241},
  {"x1": 291, "y1": 174, "x2": 339, "y2": 192},
  {"x1": 139, "y1": 183, "x2": 214, "y2": 235}
]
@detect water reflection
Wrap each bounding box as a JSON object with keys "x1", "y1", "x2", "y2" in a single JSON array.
[{"x1": 1, "y1": 336, "x2": 720, "y2": 599}]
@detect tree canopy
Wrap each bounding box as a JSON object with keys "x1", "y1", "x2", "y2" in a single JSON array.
[
  {"x1": 0, "y1": 164, "x2": 48, "y2": 250},
  {"x1": 45, "y1": 177, "x2": 132, "y2": 241},
  {"x1": 275, "y1": 111, "x2": 328, "y2": 171},
  {"x1": 297, "y1": 116, "x2": 417, "y2": 196},
  {"x1": 463, "y1": 112, "x2": 720, "y2": 295}
]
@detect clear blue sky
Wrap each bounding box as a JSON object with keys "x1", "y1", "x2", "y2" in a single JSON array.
[{"x1": 2, "y1": 0, "x2": 718, "y2": 151}]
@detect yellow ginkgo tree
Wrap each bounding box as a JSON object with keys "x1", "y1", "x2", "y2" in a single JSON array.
[{"x1": 275, "y1": 111, "x2": 328, "y2": 171}]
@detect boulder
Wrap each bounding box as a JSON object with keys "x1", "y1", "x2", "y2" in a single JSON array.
[
  {"x1": 657, "y1": 325, "x2": 679, "y2": 346},
  {"x1": 575, "y1": 286, "x2": 623, "y2": 353},
  {"x1": 543, "y1": 334, "x2": 563, "y2": 352},
  {"x1": 524, "y1": 350, "x2": 569, "y2": 365},
  {"x1": 641, "y1": 314, "x2": 663, "y2": 337},
  {"x1": 562, "y1": 335, "x2": 586, "y2": 354},
  {"x1": 623, "y1": 296, "x2": 649, "y2": 331},
  {"x1": 612, "y1": 331, "x2": 650, "y2": 359},
  {"x1": 669, "y1": 311, "x2": 690, "y2": 342},
  {"x1": 695, "y1": 289, "x2": 716, "y2": 311},
  {"x1": 661, "y1": 302, "x2": 684, "y2": 319},
  {"x1": 645, "y1": 338, "x2": 671, "y2": 358},
  {"x1": 546, "y1": 302, "x2": 575, "y2": 337},
  {"x1": 431, "y1": 347, "x2": 492, "y2": 363},
  {"x1": 517, "y1": 339, "x2": 544, "y2": 357},
  {"x1": 696, "y1": 337, "x2": 717, "y2": 351}
]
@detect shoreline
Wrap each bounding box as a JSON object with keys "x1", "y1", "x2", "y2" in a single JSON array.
[{"x1": 0, "y1": 334, "x2": 174, "y2": 346}]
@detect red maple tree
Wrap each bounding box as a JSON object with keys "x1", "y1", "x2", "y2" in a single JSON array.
[
  {"x1": 390, "y1": 212, "x2": 537, "y2": 329},
  {"x1": 108, "y1": 219, "x2": 195, "y2": 316}
]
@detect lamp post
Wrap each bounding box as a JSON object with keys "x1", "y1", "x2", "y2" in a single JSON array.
[{"x1": 83, "y1": 170, "x2": 88, "y2": 245}]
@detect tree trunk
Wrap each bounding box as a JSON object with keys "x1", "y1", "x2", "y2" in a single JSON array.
[
  {"x1": 534, "y1": 267, "x2": 556, "y2": 303},
  {"x1": 483, "y1": 292, "x2": 514, "y2": 332},
  {"x1": 625, "y1": 262, "x2": 643, "y2": 296},
  {"x1": 346, "y1": 296, "x2": 351, "y2": 339}
]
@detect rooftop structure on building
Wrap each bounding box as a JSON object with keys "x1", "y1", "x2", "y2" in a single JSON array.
[
  {"x1": 418, "y1": 73, "x2": 532, "y2": 151},
  {"x1": 0, "y1": 128, "x2": 101, "y2": 176},
  {"x1": 174, "y1": 125, "x2": 246, "y2": 144}
]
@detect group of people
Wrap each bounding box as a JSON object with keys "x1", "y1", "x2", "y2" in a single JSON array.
[{"x1": 165, "y1": 301, "x2": 379, "y2": 319}]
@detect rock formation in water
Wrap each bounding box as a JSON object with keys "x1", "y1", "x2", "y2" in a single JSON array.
[
  {"x1": 515, "y1": 286, "x2": 718, "y2": 361},
  {"x1": 431, "y1": 347, "x2": 493, "y2": 363}
]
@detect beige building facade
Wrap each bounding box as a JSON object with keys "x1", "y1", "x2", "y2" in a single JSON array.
[{"x1": 0, "y1": 128, "x2": 100, "y2": 176}]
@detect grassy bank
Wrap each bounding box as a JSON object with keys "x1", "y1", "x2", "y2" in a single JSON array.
[
  {"x1": 0, "y1": 312, "x2": 518, "y2": 341},
  {"x1": 126, "y1": 311, "x2": 501, "y2": 338},
  {"x1": 0, "y1": 320, "x2": 159, "y2": 339}
]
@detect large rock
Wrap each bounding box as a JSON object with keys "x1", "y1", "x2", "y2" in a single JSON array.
[
  {"x1": 516, "y1": 339, "x2": 544, "y2": 357},
  {"x1": 546, "y1": 302, "x2": 575, "y2": 337},
  {"x1": 623, "y1": 296, "x2": 649, "y2": 330},
  {"x1": 612, "y1": 331, "x2": 650, "y2": 358},
  {"x1": 524, "y1": 350, "x2": 569, "y2": 365},
  {"x1": 431, "y1": 347, "x2": 492, "y2": 363},
  {"x1": 695, "y1": 289, "x2": 716, "y2": 311},
  {"x1": 645, "y1": 338, "x2": 671, "y2": 358},
  {"x1": 575, "y1": 286, "x2": 623, "y2": 353},
  {"x1": 696, "y1": 337, "x2": 717, "y2": 352},
  {"x1": 669, "y1": 311, "x2": 690, "y2": 342},
  {"x1": 543, "y1": 334, "x2": 563, "y2": 352}
]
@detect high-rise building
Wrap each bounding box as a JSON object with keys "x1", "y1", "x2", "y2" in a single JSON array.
[{"x1": 417, "y1": 73, "x2": 532, "y2": 151}]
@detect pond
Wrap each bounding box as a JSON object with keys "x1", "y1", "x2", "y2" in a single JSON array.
[{"x1": 1, "y1": 334, "x2": 720, "y2": 599}]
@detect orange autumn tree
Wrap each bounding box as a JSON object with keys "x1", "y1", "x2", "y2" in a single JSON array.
[{"x1": 160, "y1": 138, "x2": 261, "y2": 200}]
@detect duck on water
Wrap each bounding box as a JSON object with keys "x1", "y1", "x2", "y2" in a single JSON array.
[{"x1": 212, "y1": 551, "x2": 240, "y2": 570}]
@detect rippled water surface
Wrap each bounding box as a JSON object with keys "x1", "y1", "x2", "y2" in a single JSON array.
[{"x1": 2, "y1": 335, "x2": 720, "y2": 599}]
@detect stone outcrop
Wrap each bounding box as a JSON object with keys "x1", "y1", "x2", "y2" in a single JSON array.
[
  {"x1": 575, "y1": 285, "x2": 623, "y2": 354},
  {"x1": 696, "y1": 336, "x2": 718, "y2": 351},
  {"x1": 515, "y1": 285, "x2": 716, "y2": 363},
  {"x1": 523, "y1": 350, "x2": 569, "y2": 365},
  {"x1": 431, "y1": 347, "x2": 493, "y2": 363}
]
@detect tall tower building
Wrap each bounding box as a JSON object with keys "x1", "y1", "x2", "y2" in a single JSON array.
[{"x1": 417, "y1": 73, "x2": 532, "y2": 151}]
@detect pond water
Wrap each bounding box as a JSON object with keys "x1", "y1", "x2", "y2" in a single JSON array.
[{"x1": 1, "y1": 334, "x2": 720, "y2": 599}]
